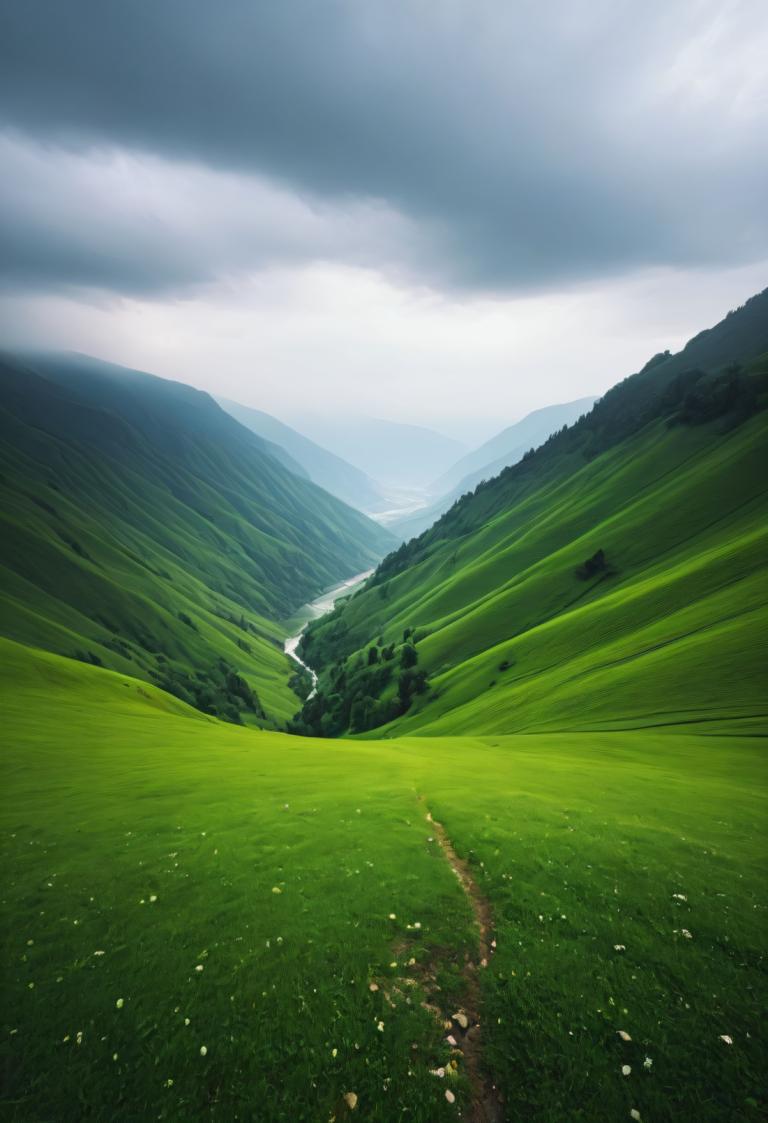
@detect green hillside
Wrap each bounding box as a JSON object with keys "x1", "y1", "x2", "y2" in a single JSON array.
[
  {"x1": 2, "y1": 638, "x2": 765, "y2": 1122},
  {"x1": 0, "y1": 351, "x2": 394, "y2": 726},
  {"x1": 296, "y1": 291, "x2": 768, "y2": 738}
]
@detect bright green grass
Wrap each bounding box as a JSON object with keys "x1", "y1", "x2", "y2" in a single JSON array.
[
  {"x1": 2, "y1": 641, "x2": 766, "y2": 1121},
  {"x1": 305, "y1": 411, "x2": 768, "y2": 737}
]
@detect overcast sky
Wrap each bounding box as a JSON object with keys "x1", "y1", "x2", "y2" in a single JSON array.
[{"x1": 1, "y1": 0, "x2": 766, "y2": 439}]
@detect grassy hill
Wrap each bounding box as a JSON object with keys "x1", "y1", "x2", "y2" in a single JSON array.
[
  {"x1": 296, "y1": 291, "x2": 768, "y2": 738},
  {"x1": 2, "y1": 638, "x2": 765, "y2": 1122},
  {"x1": 218, "y1": 397, "x2": 387, "y2": 513},
  {"x1": 0, "y1": 351, "x2": 394, "y2": 726},
  {"x1": 2, "y1": 294, "x2": 767, "y2": 1122}
]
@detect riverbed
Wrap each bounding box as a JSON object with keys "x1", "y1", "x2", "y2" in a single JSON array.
[{"x1": 283, "y1": 569, "x2": 373, "y2": 698}]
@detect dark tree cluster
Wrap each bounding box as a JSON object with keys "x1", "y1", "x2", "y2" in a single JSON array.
[
  {"x1": 575, "y1": 548, "x2": 615, "y2": 581},
  {"x1": 151, "y1": 656, "x2": 265, "y2": 725},
  {"x1": 290, "y1": 629, "x2": 429, "y2": 738}
]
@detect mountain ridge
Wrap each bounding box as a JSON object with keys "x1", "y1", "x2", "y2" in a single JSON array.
[
  {"x1": 0, "y1": 350, "x2": 395, "y2": 726},
  {"x1": 218, "y1": 395, "x2": 386, "y2": 512}
]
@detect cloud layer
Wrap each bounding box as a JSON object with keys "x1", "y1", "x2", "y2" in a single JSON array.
[{"x1": 1, "y1": 0, "x2": 767, "y2": 295}]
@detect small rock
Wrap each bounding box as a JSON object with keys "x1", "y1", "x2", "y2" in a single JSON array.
[
  {"x1": 452, "y1": 1012, "x2": 469, "y2": 1029},
  {"x1": 343, "y1": 1091, "x2": 358, "y2": 1110},
  {"x1": 617, "y1": 1030, "x2": 632, "y2": 1042},
  {"x1": 445, "y1": 1089, "x2": 456, "y2": 1104}
]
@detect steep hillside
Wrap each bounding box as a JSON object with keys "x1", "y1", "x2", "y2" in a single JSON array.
[
  {"x1": 218, "y1": 396, "x2": 386, "y2": 512},
  {"x1": 296, "y1": 291, "x2": 768, "y2": 737},
  {"x1": 395, "y1": 396, "x2": 597, "y2": 537},
  {"x1": 0, "y1": 351, "x2": 394, "y2": 725}
]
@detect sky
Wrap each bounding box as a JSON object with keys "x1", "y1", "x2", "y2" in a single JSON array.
[{"x1": 0, "y1": 0, "x2": 766, "y2": 441}]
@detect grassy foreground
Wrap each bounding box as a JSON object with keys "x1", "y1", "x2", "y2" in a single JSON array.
[{"x1": 2, "y1": 640, "x2": 766, "y2": 1121}]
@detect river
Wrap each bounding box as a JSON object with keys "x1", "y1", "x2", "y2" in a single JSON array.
[{"x1": 284, "y1": 569, "x2": 373, "y2": 699}]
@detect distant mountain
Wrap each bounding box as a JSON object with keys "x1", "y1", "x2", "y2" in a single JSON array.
[
  {"x1": 0, "y1": 351, "x2": 394, "y2": 727},
  {"x1": 433, "y1": 396, "x2": 598, "y2": 495},
  {"x1": 218, "y1": 397, "x2": 386, "y2": 512},
  {"x1": 283, "y1": 414, "x2": 467, "y2": 489},
  {"x1": 394, "y1": 397, "x2": 597, "y2": 537},
  {"x1": 295, "y1": 289, "x2": 768, "y2": 738}
]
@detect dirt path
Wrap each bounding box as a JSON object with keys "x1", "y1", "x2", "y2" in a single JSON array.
[{"x1": 420, "y1": 800, "x2": 505, "y2": 1123}]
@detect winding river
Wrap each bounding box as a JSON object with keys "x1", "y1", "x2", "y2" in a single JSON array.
[{"x1": 284, "y1": 569, "x2": 373, "y2": 699}]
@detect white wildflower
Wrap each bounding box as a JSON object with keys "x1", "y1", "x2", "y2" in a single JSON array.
[
  {"x1": 643, "y1": 1056, "x2": 653, "y2": 1070},
  {"x1": 622, "y1": 1064, "x2": 631, "y2": 1076},
  {"x1": 115, "y1": 998, "x2": 124, "y2": 1009},
  {"x1": 199, "y1": 1045, "x2": 207, "y2": 1056}
]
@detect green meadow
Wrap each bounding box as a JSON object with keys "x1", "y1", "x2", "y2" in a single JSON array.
[
  {"x1": 2, "y1": 639, "x2": 766, "y2": 1122},
  {"x1": 2, "y1": 300, "x2": 767, "y2": 1120}
]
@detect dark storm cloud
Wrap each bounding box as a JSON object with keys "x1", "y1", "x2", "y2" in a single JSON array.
[{"x1": 1, "y1": 0, "x2": 767, "y2": 294}]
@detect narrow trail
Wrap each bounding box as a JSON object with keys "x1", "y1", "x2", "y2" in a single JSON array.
[{"x1": 420, "y1": 799, "x2": 505, "y2": 1123}]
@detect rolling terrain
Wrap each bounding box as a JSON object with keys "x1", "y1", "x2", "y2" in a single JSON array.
[
  {"x1": 1, "y1": 293, "x2": 767, "y2": 1123},
  {"x1": 0, "y1": 351, "x2": 394, "y2": 725},
  {"x1": 2, "y1": 638, "x2": 765, "y2": 1122}
]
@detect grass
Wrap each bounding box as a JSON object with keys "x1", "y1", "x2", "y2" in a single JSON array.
[
  {"x1": 0, "y1": 351, "x2": 393, "y2": 727},
  {"x1": 2, "y1": 640, "x2": 766, "y2": 1121},
  {"x1": 302, "y1": 410, "x2": 768, "y2": 738}
]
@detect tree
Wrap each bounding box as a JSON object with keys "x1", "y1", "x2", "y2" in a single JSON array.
[
  {"x1": 367, "y1": 645, "x2": 379, "y2": 665},
  {"x1": 400, "y1": 643, "x2": 418, "y2": 669}
]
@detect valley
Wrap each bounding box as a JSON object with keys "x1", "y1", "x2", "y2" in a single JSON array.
[
  {"x1": 2, "y1": 292, "x2": 767, "y2": 1123},
  {"x1": 284, "y1": 569, "x2": 374, "y2": 697}
]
